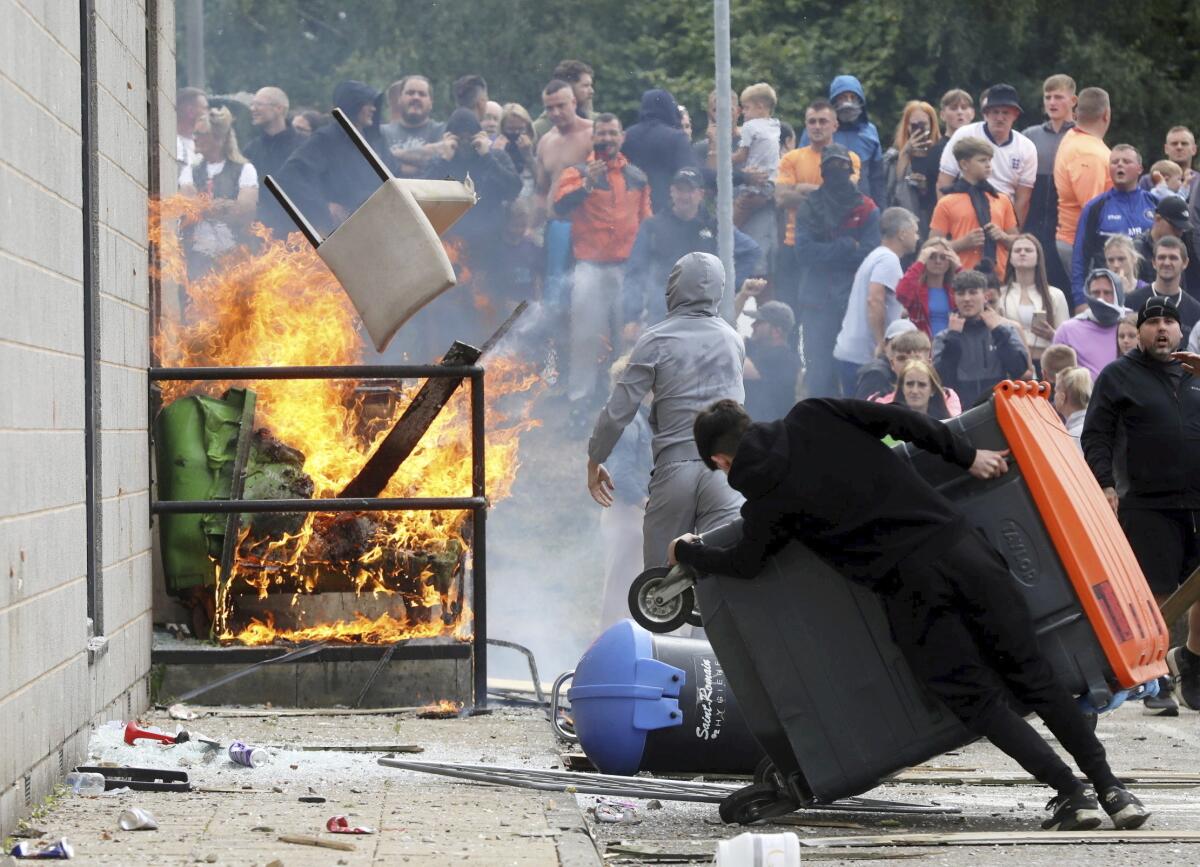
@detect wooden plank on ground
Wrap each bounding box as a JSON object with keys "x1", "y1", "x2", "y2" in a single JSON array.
[{"x1": 800, "y1": 830, "x2": 1200, "y2": 848}]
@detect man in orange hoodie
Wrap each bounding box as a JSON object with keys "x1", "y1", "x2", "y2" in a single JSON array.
[{"x1": 555, "y1": 114, "x2": 652, "y2": 411}]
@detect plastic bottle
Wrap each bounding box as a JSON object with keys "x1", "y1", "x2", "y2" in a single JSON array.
[{"x1": 64, "y1": 771, "x2": 107, "y2": 795}]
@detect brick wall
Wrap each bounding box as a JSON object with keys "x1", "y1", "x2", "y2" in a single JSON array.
[{"x1": 0, "y1": 0, "x2": 173, "y2": 837}]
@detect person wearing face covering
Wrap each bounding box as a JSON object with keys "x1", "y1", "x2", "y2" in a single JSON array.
[
  {"x1": 797, "y1": 75, "x2": 885, "y2": 201},
  {"x1": 586, "y1": 252, "x2": 746, "y2": 570},
  {"x1": 1051, "y1": 268, "x2": 1128, "y2": 379},
  {"x1": 792, "y1": 144, "x2": 881, "y2": 397},
  {"x1": 622, "y1": 88, "x2": 700, "y2": 213}
]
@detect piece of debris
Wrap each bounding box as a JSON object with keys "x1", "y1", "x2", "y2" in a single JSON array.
[
  {"x1": 299, "y1": 787, "x2": 326, "y2": 804},
  {"x1": 325, "y1": 816, "x2": 375, "y2": 835},
  {"x1": 117, "y1": 808, "x2": 158, "y2": 831},
  {"x1": 645, "y1": 799, "x2": 663, "y2": 810},
  {"x1": 228, "y1": 741, "x2": 269, "y2": 768},
  {"x1": 591, "y1": 799, "x2": 641, "y2": 825},
  {"x1": 9, "y1": 839, "x2": 74, "y2": 859},
  {"x1": 250, "y1": 826, "x2": 274, "y2": 833},
  {"x1": 276, "y1": 834, "x2": 357, "y2": 852},
  {"x1": 168, "y1": 704, "x2": 198, "y2": 721},
  {"x1": 10, "y1": 828, "x2": 46, "y2": 840}
]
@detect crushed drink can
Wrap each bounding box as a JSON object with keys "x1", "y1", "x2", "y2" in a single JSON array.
[
  {"x1": 117, "y1": 807, "x2": 158, "y2": 831},
  {"x1": 10, "y1": 837, "x2": 75, "y2": 859},
  {"x1": 227, "y1": 740, "x2": 268, "y2": 768}
]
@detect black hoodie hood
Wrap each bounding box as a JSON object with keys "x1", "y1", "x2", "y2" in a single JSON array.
[
  {"x1": 638, "y1": 89, "x2": 682, "y2": 127},
  {"x1": 728, "y1": 418, "x2": 790, "y2": 500},
  {"x1": 332, "y1": 80, "x2": 382, "y2": 126}
]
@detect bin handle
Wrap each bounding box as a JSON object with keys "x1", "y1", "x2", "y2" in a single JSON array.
[{"x1": 550, "y1": 670, "x2": 578, "y2": 742}]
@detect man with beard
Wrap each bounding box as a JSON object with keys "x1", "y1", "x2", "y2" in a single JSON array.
[
  {"x1": 381, "y1": 75, "x2": 446, "y2": 178},
  {"x1": 1070, "y1": 145, "x2": 1157, "y2": 307},
  {"x1": 1084, "y1": 298, "x2": 1200, "y2": 717},
  {"x1": 792, "y1": 144, "x2": 880, "y2": 397},
  {"x1": 623, "y1": 167, "x2": 762, "y2": 325},
  {"x1": 275, "y1": 80, "x2": 393, "y2": 235}
]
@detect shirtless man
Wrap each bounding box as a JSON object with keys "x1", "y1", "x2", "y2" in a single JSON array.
[{"x1": 535, "y1": 79, "x2": 594, "y2": 207}]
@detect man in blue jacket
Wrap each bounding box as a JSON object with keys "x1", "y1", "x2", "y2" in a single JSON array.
[
  {"x1": 1071, "y1": 145, "x2": 1157, "y2": 306},
  {"x1": 799, "y1": 75, "x2": 885, "y2": 202}
]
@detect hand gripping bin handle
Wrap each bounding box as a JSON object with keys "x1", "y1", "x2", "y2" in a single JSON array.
[
  {"x1": 263, "y1": 108, "x2": 477, "y2": 352},
  {"x1": 991, "y1": 380, "x2": 1168, "y2": 687}
]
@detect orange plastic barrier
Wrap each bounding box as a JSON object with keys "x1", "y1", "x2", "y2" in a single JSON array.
[{"x1": 992, "y1": 381, "x2": 1168, "y2": 689}]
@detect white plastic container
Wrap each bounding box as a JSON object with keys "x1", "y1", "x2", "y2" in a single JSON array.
[
  {"x1": 64, "y1": 771, "x2": 106, "y2": 796},
  {"x1": 714, "y1": 831, "x2": 801, "y2": 866}
]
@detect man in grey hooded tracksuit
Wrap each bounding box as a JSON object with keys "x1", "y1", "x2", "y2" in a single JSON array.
[{"x1": 587, "y1": 252, "x2": 746, "y2": 569}]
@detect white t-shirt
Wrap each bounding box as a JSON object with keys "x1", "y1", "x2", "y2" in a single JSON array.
[
  {"x1": 739, "y1": 117, "x2": 781, "y2": 179},
  {"x1": 177, "y1": 134, "x2": 196, "y2": 168},
  {"x1": 178, "y1": 161, "x2": 259, "y2": 257},
  {"x1": 938, "y1": 121, "x2": 1038, "y2": 197},
  {"x1": 834, "y1": 246, "x2": 905, "y2": 365}
]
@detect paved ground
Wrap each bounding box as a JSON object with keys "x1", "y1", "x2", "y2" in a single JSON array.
[{"x1": 6, "y1": 700, "x2": 1200, "y2": 865}]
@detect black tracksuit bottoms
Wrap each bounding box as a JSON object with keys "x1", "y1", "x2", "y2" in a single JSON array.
[{"x1": 881, "y1": 531, "x2": 1120, "y2": 796}]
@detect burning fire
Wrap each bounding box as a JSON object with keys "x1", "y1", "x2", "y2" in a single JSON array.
[{"x1": 151, "y1": 196, "x2": 540, "y2": 644}]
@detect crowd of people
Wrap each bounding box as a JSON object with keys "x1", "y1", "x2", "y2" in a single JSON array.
[{"x1": 173, "y1": 64, "x2": 1200, "y2": 724}]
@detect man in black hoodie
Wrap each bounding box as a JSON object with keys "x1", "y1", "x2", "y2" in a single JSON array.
[
  {"x1": 273, "y1": 81, "x2": 393, "y2": 236},
  {"x1": 671, "y1": 398, "x2": 1150, "y2": 832},
  {"x1": 1083, "y1": 298, "x2": 1200, "y2": 716}
]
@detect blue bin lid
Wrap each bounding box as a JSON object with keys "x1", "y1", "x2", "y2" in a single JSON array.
[{"x1": 567, "y1": 620, "x2": 685, "y2": 775}]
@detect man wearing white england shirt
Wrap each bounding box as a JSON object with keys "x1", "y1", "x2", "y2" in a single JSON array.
[{"x1": 937, "y1": 83, "x2": 1037, "y2": 227}]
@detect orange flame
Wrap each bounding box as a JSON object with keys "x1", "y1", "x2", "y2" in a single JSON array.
[{"x1": 151, "y1": 196, "x2": 541, "y2": 644}]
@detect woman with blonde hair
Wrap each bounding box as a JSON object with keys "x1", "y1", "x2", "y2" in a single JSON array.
[
  {"x1": 885, "y1": 100, "x2": 942, "y2": 235},
  {"x1": 896, "y1": 236, "x2": 960, "y2": 337},
  {"x1": 1054, "y1": 366, "x2": 1092, "y2": 449},
  {"x1": 891, "y1": 358, "x2": 958, "y2": 420},
  {"x1": 1104, "y1": 234, "x2": 1148, "y2": 296},
  {"x1": 492, "y1": 103, "x2": 537, "y2": 197},
  {"x1": 179, "y1": 106, "x2": 258, "y2": 277},
  {"x1": 999, "y1": 233, "x2": 1070, "y2": 373}
]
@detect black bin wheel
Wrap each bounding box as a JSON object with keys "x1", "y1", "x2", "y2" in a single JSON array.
[
  {"x1": 628, "y1": 567, "x2": 697, "y2": 634},
  {"x1": 718, "y1": 781, "x2": 799, "y2": 825}
]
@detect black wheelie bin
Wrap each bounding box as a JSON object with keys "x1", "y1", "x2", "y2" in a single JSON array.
[{"x1": 695, "y1": 382, "x2": 1168, "y2": 824}]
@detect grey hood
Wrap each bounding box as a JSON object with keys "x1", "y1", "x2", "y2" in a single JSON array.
[{"x1": 666, "y1": 252, "x2": 724, "y2": 316}]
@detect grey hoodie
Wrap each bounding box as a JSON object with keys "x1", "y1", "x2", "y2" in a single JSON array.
[{"x1": 589, "y1": 252, "x2": 746, "y2": 467}]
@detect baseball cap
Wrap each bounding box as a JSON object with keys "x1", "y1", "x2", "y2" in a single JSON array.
[
  {"x1": 747, "y1": 300, "x2": 796, "y2": 334},
  {"x1": 820, "y1": 143, "x2": 853, "y2": 167},
  {"x1": 981, "y1": 83, "x2": 1022, "y2": 114},
  {"x1": 884, "y1": 319, "x2": 918, "y2": 342},
  {"x1": 1137, "y1": 296, "x2": 1182, "y2": 328},
  {"x1": 670, "y1": 167, "x2": 704, "y2": 189},
  {"x1": 1156, "y1": 196, "x2": 1191, "y2": 230}
]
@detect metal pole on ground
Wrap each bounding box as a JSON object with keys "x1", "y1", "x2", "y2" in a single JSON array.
[{"x1": 713, "y1": 0, "x2": 735, "y2": 323}]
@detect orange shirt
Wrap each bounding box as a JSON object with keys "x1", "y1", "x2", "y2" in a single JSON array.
[
  {"x1": 929, "y1": 190, "x2": 1018, "y2": 273},
  {"x1": 777, "y1": 146, "x2": 862, "y2": 246},
  {"x1": 1054, "y1": 127, "x2": 1112, "y2": 244},
  {"x1": 553, "y1": 153, "x2": 651, "y2": 263}
]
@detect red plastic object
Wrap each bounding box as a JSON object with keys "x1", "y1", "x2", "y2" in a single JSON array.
[
  {"x1": 991, "y1": 381, "x2": 1168, "y2": 688},
  {"x1": 325, "y1": 815, "x2": 375, "y2": 834},
  {"x1": 123, "y1": 720, "x2": 178, "y2": 746}
]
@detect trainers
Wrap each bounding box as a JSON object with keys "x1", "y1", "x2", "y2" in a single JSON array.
[
  {"x1": 1143, "y1": 676, "x2": 1179, "y2": 716},
  {"x1": 1042, "y1": 789, "x2": 1103, "y2": 831},
  {"x1": 1166, "y1": 646, "x2": 1200, "y2": 711},
  {"x1": 1098, "y1": 786, "x2": 1151, "y2": 830}
]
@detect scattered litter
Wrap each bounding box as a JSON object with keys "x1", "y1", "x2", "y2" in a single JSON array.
[
  {"x1": 715, "y1": 832, "x2": 801, "y2": 866},
  {"x1": 124, "y1": 721, "x2": 188, "y2": 746},
  {"x1": 276, "y1": 834, "x2": 357, "y2": 852},
  {"x1": 299, "y1": 787, "x2": 326, "y2": 803},
  {"x1": 228, "y1": 741, "x2": 269, "y2": 768},
  {"x1": 325, "y1": 816, "x2": 375, "y2": 835},
  {"x1": 591, "y1": 799, "x2": 641, "y2": 824},
  {"x1": 64, "y1": 772, "x2": 106, "y2": 796},
  {"x1": 9, "y1": 838, "x2": 74, "y2": 859},
  {"x1": 250, "y1": 826, "x2": 274, "y2": 833},
  {"x1": 117, "y1": 808, "x2": 158, "y2": 831},
  {"x1": 644, "y1": 799, "x2": 663, "y2": 810},
  {"x1": 75, "y1": 766, "x2": 189, "y2": 793},
  {"x1": 168, "y1": 704, "x2": 198, "y2": 721}
]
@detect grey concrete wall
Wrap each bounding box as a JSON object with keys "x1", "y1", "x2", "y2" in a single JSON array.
[{"x1": 0, "y1": 0, "x2": 174, "y2": 837}]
